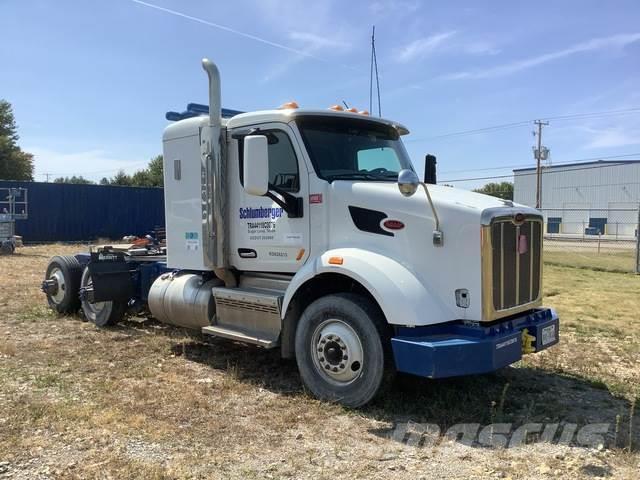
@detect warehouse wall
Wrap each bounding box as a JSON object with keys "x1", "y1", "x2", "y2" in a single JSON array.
[
  {"x1": 513, "y1": 161, "x2": 640, "y2": 210},
  {"x1": 513, "y1": 161, "x2": 640, "y2": 236},
  {"x1": 0, "y1": 181, "x2": 164, "y2": 242}
]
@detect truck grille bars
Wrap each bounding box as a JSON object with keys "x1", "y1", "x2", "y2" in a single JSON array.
[
  {"x1": 491, "y1": 218, "x2": 542, "y2": 310},
  {"x1": 481, "y1": 214, "x2": 543, "y2": 320}
]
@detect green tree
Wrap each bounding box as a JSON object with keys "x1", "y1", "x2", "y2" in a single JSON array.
[
  {"x1": 130, "y1": 155, "x2": 163, "y2": 187},
  {"x1": 0, "y1": 100, "x2": 34, "y2": 180},
  {"x1": 109, "y1": 169, "x2": 133, "y2": 186},
  {"x1": 473, "y1": 181, "x2": 514, "y2": 200},
  {"x1": 53, "y1": 175, "x2": 94, "y2": 184},
  {"x1": 103, "y1": 155, "x2": 163, "y2": 187}
]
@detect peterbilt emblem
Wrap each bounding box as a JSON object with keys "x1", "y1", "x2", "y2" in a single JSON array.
[{"x1": 518, "y1": 234, "x2": 528, "y2": 255}]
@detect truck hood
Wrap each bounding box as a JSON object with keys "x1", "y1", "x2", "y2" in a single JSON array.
[{"x1": 325, "y1": 181, "x2": 525, "y2": 323}]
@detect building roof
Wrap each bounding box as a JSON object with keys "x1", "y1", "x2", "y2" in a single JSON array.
[{"x1": 513, "y1": 159, "x2": 640, "y2": 173}]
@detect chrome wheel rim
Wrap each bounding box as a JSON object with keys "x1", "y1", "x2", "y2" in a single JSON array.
[
  {"x1": 49, "y1": 267, "x2": 66, "y2": 304},
  {"x1": 311, "y1": 319, "x2": 364, "y2": 385},
  {"x1": 81, "y1": 268, "x2": 111, "y2": 319}
]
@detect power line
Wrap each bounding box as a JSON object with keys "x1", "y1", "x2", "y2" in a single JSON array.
[
  {"x1": 440, "y1": 160, "x2": 640, "y2": 183},
  {"x1": 406, "y1": 107, "x2": 640, "y2": 143}
]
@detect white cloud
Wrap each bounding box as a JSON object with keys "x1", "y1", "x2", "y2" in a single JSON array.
[
  {"x1": 262, "y1": 30, "x2": 352, "y2": 82},
  {"x1": 584, "y1": 127, "x2": 640, "y2": 149},
  {"x1": 443, "y1": 32, "x2": 640, "y2": 80},
  {"x1": 396, "y1": 31, "x2": 457, "y2": 63},
  {"x1": 27, "y1": 147, "x2": 147, "y2": 182},
  {"x1": 369, "y1": 0, "x2": 420, "y2": 16},
  {"x1": 288, "y1": 31, "x2": 350, "y2": 51},
  {"x1": 464, "y1": 41, "x2": 501, "y2": 56}
]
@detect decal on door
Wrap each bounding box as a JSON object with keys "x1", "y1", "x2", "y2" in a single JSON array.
[
  {"x1": 239, "y1": 206, "x2": 285, "y2": 243},
  {"x1": 283, "y1": 233, "x2": 303, "y2": 245}
]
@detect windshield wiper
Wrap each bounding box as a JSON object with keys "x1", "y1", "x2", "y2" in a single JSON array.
[{"x1": 329, "y1": 172, "x2": 393, "y2": 181}]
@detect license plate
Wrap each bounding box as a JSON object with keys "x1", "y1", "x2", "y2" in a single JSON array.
[{"x1": 541, "y1": 324, "x2": 556, "y2": 346}]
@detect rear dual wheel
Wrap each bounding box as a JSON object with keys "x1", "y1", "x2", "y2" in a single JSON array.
[
  {"x1": 44, "y1": 256, "x2": 83, "y2": 313},
  {"x1": 79, "y1": 267, "x2": 126, "y2": 327},
  {"x1": 44, "y1": 256, "x2": 125, "y2": 326}
]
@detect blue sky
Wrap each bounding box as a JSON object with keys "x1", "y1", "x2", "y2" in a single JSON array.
[{"x1": 1, "y1": 0, "x2": 639, "y2": 187}]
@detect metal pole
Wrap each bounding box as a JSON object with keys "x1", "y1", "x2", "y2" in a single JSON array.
[
  {"x1": 534, "y1": 120, "x2": 548, "y2": 209},
  {"x1": 635, "y1": 204, "x2": 640, "y2": 274}
]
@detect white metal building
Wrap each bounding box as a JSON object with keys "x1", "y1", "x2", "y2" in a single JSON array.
[{"x1": 513, "y1": 160, "x2": 640, "y2": 236}]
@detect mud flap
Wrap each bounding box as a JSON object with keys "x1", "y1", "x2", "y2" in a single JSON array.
[{"x1": 87, "y1": 251, "x2": 134, "y2": 303}]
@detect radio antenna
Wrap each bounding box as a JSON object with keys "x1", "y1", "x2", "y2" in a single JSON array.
[{"x1": 369, "y1": 26, "x2": 382, "y2": 117}]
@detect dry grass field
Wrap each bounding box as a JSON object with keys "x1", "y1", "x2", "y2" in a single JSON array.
[{"x1": 1, "y1": 245, "x2": 639, "y2": 479}]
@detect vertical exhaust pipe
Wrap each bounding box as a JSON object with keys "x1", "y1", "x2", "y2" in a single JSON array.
[
  {"x1": 201, "y1": 58, "x2": 221, "y2": 127},
  {"x1": 200, "y1": 58, "x2": 235, "y2": 287}
]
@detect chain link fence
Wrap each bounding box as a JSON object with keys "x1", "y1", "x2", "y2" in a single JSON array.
[{"x1": 540, "y1": 207, "x2": 640, "y2": 273}]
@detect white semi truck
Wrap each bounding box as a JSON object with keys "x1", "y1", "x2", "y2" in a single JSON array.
[{"x1": 42, "y1": 58, "x2": 559, "y2": 407}]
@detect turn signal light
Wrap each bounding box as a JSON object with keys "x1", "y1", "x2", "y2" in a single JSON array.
[
  {"x1": 278, "y1": 101, "x2": 299, "y2": 109},
  {"x1": 328, "y1": 256, "x2": 344, "y2": 265},
  {"x1": 329, "y1": 105, "x2": 344, "y2": 111}
]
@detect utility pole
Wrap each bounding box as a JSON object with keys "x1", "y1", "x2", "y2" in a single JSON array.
[
  {"x1": 635, "y1": 204, "x2": 640, "y2": 274},
  {"x1": 533, "y1": 120, "x2": 549, "y2": 209}
]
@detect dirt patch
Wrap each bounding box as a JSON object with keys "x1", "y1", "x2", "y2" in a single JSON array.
[{"x1": 0, "y1": 245, "x2": 638, "y2": 478}]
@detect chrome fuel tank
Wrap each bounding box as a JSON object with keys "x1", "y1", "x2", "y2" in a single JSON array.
[{"x1": 148, "y1": 273, "x2": 223, "y2": 329}]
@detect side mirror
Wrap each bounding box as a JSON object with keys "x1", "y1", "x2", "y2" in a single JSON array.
[
  {"x1": 397, "y1": 169, "x2": 420, "y2": 197},
  {"x1": 243, "y1": 135, "x2": 269, "y2": 196},
  {"x1": 424, "y1": 154, "x2": 437, "y2": 184}
]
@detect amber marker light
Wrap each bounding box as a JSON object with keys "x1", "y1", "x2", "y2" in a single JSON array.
[
  {"x1": 278, "y1": 101, "x2": 299, "y2": 109},
  {"x1": 328, "y1": 256, "x2": 344, "y2": 265}
]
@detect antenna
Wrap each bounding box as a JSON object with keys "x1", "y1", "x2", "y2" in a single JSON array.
[{"x1": 369, "y1": 26, "x2": 382, "y2": 117}]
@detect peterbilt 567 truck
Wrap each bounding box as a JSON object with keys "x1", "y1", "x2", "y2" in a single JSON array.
[{"x1": 42, "y1": 58, "x2": 559, "y2": 407}]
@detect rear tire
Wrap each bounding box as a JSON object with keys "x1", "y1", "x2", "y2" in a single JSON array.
[
  {"x1": 80, "y1": 266, "x2": 126, "y2": 327},
  {"x1": 294, "y1": 293, "x2": 389, "y2": 408},
  {"x1": 44, "y1": 255, "x2": 83, "y2": 313}
]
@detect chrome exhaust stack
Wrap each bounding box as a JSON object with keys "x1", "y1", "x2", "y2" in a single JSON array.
[
  {"x1": 201, "y1": 58, "x2": 221, "y2": 127},
  {"x1": 200, "y1": 58, "x2": 235, "y2": 287}
]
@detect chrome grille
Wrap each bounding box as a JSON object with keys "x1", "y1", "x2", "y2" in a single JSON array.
[{"x1": 490, "y1": 218, "x2": 542, "y2": 311}]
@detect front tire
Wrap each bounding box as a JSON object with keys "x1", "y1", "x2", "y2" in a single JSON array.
[
  {"x1": 80, "y1": 267, "x2": 126, "y2": 327},
  {"x1": 294, "y1": 293, "x2": 389, "y2": 408}
]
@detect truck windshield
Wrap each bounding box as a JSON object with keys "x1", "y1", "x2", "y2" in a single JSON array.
[{"x1": 296, "y1": 116, "x2": 414, "y2": 182}]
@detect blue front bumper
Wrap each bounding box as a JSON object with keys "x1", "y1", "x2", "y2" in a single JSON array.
[{"x1": 391, "y1": 308, "x2": 559, "y2": 379}]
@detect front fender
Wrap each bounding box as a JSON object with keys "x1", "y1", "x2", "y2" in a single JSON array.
[{"x1": 282, "y1": 248, "x2": 456, "y2": 326}]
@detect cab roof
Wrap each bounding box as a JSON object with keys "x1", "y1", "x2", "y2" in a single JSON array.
[
  {"x1": 163, "y1": 108, "x2": 410, "y2": 141},
  {"x1": 225, "y1": 108, "x2": 410, "y2": 135}
]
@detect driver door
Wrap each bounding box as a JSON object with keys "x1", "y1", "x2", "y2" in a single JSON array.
[{"x1": 229, "y1": 123, "x2": 310, "y2": 273}]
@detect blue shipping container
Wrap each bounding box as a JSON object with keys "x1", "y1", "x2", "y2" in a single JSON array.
[{"x1": 0, "y1": 181, "x2": 165, "y2": 242}]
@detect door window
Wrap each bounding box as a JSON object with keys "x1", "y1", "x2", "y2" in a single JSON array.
[
  {"x1": 267, "y1": 131, "x2": 299, "y2": 192},
  {"x1": 238, "y1": 130, "x2": 300, "y2": 193}
]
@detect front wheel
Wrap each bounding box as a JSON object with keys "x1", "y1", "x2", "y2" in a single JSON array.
[
  {"x1": 294, "y1": 293, "x2": 389, "y2": 408},
  {"x1": 80, "y1": 267, "x2": 126, "y2": 327}
]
